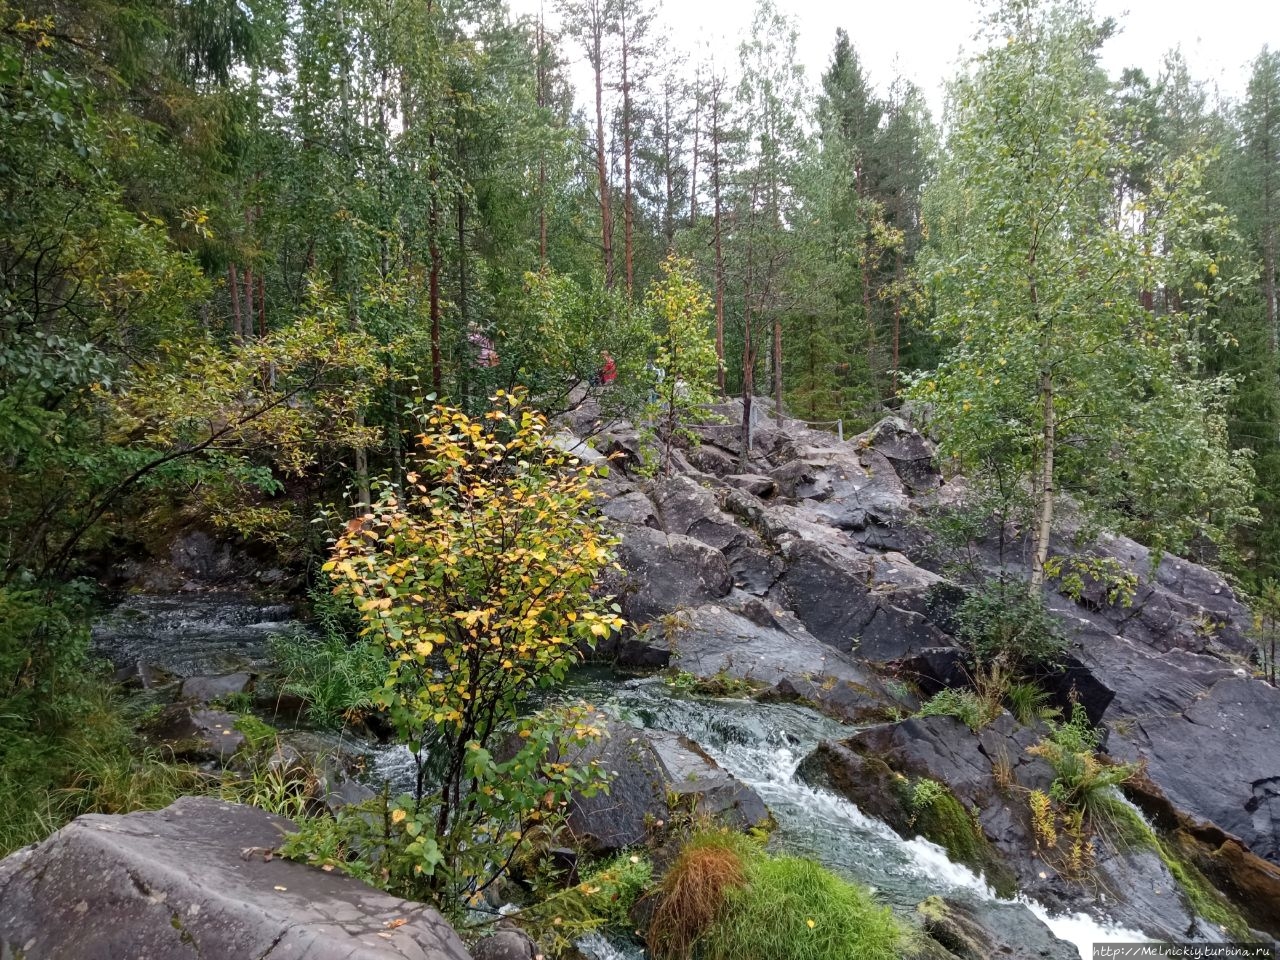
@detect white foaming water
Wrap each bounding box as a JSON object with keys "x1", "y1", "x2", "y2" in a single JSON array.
[
  {"x1": 666, "y1": 708, "x2": 1152, "y2": 960},
  {"x1": 577, "y1": 931, "x2": 644, "y2": 960},
  {"x1": 1021, "y1": 900, "x2": 1150, "y2": 959}
]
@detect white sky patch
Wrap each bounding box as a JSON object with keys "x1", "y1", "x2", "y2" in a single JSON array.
[{"x1": 511, "y1": 0, "x2": 1276, "y2": 119}]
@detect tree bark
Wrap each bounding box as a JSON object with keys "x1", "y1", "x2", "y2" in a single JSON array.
[
  {"x1": 228, "y1": 263, "x2": 242, "y2": 340},
  {"x1": 711, "y1": 91, "x2": 726, "y2": 395},
  {"x1": 620, "y1": 1, "x2": 635, "y2": 293},
  {"x1": 1031, "y1": 365, "x2": 1055, "y2": 593},
  {"x1": 591, "y1": 6, "x2": 614, "y2": 290}
]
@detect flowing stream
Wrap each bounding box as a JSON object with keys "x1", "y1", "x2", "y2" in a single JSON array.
[
  {"x1": 90, "y1": 597, "x2": 1149, "y2": 960},
  {"x1": 373, "y1": 672, "x2": 1149, "y2": 960}
]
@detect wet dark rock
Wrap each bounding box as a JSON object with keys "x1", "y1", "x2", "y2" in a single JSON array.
[
  {"x1": 0, "y1": 796, "x2": 472, "y2": 960},
  {"x1": 855, "y1": 417, "x2": 943, "y2": 494},
  {"x1": 724, "y1": 473, "x2": 777, "y2": 498},
  {"x1": 915, "y1": 896, "x2": 1078, "y2": 960},
  {"x1": 601, "y1": 489, "x2": 659, "y2": 528},
  {"x1": 682, "y1": 441, "x2": 739, "y2": 476},
  {"x1": 651, "y1": 474, "x2": 745, "y2": 552},
  {"x1": 471, "y1": 929, "x2": 536, "y2": 960},
  {"x1": 663, "y1": 601, "x2": 899, "y2": 723},
  {"x1": 146, "y1": 706, "x2": 247, "y2": 762},
  {"x1": 564, "y1": 720, "x2": 769, "y2": 856},
  {"x1": 113, "y1": 659, "x2": 176, "y2": 690},
  {"x1": 1111, "y1": 677, "x2": 1280, "y2": 863},
  {"x1": 606, "y1": 526, "x2": 732, "y2": 628},
  {"x1": 1124, "y1": 771, "x2": 1280, "y2": 938},
  {"x1": 179, "y1": 672, "x2": 253, "y2": 704},
  {"x1": 800, "y1": 715, "x2": 1203, "y2": 938}
]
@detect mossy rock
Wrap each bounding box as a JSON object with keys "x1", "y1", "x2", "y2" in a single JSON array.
[{"x1": 898, "y1": 778, "x2": 1018, "y2": 899}]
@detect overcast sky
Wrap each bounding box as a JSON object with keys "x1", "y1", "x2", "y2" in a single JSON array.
[{"x1": 513, "y1": 0, "x2": 1277, "y2": 119}]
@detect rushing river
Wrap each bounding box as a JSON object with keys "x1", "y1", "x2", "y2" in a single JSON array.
[
  {"x1": 91, "y1": 596, "x2": 1150, "y2": 960},
  {"x1": 372, "y1": 672, "x2": 1149, "y2": 960}
]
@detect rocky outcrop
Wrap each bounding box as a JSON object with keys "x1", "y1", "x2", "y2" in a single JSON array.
[
  {"x1": 661, "y1": 599, "x2": 903, "y2": 722},
  {"x1": 571, "y1": 397, "x2": 1280, "y2": 936},
  {"x1": 563, "y1": 720, "x2": 769, "y2": 855},
  {"x1": 0, "y1": 796, "x2": 471, "y2": 960},
  {"x1": 915, "y1": 896, "x2": 1078, "y2": 960},
  {"x1": 798, "y1": 715, "x2": 1211, "y2": 940}
]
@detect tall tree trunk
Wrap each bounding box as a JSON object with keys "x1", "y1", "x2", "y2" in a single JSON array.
[
  {"x1": 256, "y1": 274, "x2": 267, "y2": 337},
  {"x1": 1031, "y1": 365, "x2": 1055, "y2": 592},
  {"x1": 457, "y1": 188, "x2": 469, "y2": 329},
  {"x1": 620, "y1": 4, "x2": 635, "y2": 294},
  {"x1": 772, "y1": 315, "x2": 783, "y2": 423},
  {"x1": 1266, "y1": 201, "x2": 1277, "y2": 353},
  {"x1": 242, "y1": 266, "x2": 255, "y2": 339},
  {"x1": 689, "y1": 70, "x2": 700, "y2": 228},
  {"x1": 1029, "y1": 268, "x2": 1054, "y2": 594},
  {"x1": 711, "y1": 100, "x2": 726, "y2": 395},
  {"x1": 662, "y1": 87, "x2": 675, "y2": 250},
  {"x1": 592, "y1": 18, "x2": 614, "y2": 289},
  {"x1": 891, "y1": 247, "x2": 902, "y2": 397},
  {"x1": 429, "y1": 190, "x2": 443, "y2": 395},
  {"x1": 537, "y1": 14, "x2": 549, "y2": 266},
  {"x1": 228, "y1": 263, "x2": 243, "y2": 339}
]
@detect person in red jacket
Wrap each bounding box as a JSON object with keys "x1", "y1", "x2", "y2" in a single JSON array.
[{"x1": 597, "y1": 350, "x2": 617, "y2": 385}]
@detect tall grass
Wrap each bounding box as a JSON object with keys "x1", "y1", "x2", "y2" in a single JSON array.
[
  {"x1": 646, "y1": 830, "x2": 902, "y2": 960},
  {"x1": 0, "y1": 684, "x2": 209, "y2": 855}
]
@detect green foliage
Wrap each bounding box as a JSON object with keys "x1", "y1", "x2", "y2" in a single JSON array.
[
  {"x1": 699, "y1": 848, "x2": 901, "y2": 960},
  {"x1": 1043, "y1": 555, "x2": 1139, "y2": 608},
  {"x1": 954, "y1": 576, "x2": 1068, "y2": 675},
  {"x1": 1028, "y1": 706, "x2": 1140, "y2": 832},
  {"x1": 1250, "y1": 578, "x2": 1280, "y2": 686},
  {"x1": 316, "y1": 393, "x2": 623, "y2": 900},
  {"x1": 917, "y1": 688, "x2": 994, "y2": 731},
  {"x1": 1005, "y1": 682, "x2": 1054, "y2": 726},
  {"x1": 641, "y1": 256, "x2": 721, "y2": 476},
  {"x1": 910, "y1": 0, "x2": 1256, "y2": 582},
  {"x1": 499, "y1": 269, "x2": 652, "y2": 419},
  {"x1": 644, "y1": 829, "x2": 901, "y2": 960},
  {"x1": 0, "y1": 651, "x2": 208, "y2": 855},
  {"x1": 221, "y1": 757, "x2": 321, "y2": 822},
  {"x1": 269, "y1": 588, "x2": 387, "y2": 727},
  {"x1": 510, "y1": 849, "x2": 655, "y2": 949},
  {"x1": 900, "y1": 778, "x2": 1008, "y2": 894}
]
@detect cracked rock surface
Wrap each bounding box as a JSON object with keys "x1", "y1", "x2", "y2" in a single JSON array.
[{"x1": 0, "y1": 796, "x2": 472, "y2": 960}]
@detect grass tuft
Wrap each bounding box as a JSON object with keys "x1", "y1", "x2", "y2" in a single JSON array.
[{"x1": 647, "y1": 831, "x2": 750, "y2": 960}]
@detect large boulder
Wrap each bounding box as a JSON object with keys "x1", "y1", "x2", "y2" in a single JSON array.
[
  {"x1": 0, "y1": 796, "x2": 471, "y2": 960},
  {"x1": 663, "y1": 600, "x2": 901, "y2": 722},
  {"x1": 914, "y1": 896, "x2": 1078, "y2": 960},
  {"x1": 1110, "y1": 677, "x2": 1280, "y2": 864},
  {"x1": 564, "y1": 721, "x2": 769, "y2": 855},
  {"x1": 853, "y1": 417, "x2": 943, "y2": 494},
  {"x1": 606, "y1": 526, "x2": 732, "y2": 628}
]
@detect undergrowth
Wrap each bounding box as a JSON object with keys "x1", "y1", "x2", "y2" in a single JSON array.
[{"x1": 645, "y1": 829, "x2": 902, "y2": 960}]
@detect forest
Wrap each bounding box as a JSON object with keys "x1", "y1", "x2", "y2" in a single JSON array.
[{"x1": 2, "y1": 0, "x2": 1280, "y2": 951}]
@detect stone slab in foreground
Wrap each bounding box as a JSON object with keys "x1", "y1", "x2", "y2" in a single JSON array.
[{"x1": 0, "y1": 795, "x2": 471, "y2": 960}]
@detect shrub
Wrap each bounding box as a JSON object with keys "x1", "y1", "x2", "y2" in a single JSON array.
[
  {"x1": 269, "y1": 625, "x2": 386, "y2": 727},
  {"x1": 640, "y1": 256, "x2": 721, "y2": 477},
  {"x1": 314, "y1": 392, "x2": 623, "y2": 901},
  {"x1": 918, "y1": 688, "x2": 995, "y2": 731},
  {"x1": 954, "y1": 575, "x2": 1068, "y2": 674},
  {"x1": 0, "y1": 584, "x2": 208, "y2": 854},
  {"x1": 646, "y1": 830, "x2": 902, "y2": 960}
]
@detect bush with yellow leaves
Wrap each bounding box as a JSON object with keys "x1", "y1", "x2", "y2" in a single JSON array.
[{"x1": 301, "y1": 391, "x2": 623, "y2": 903}]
